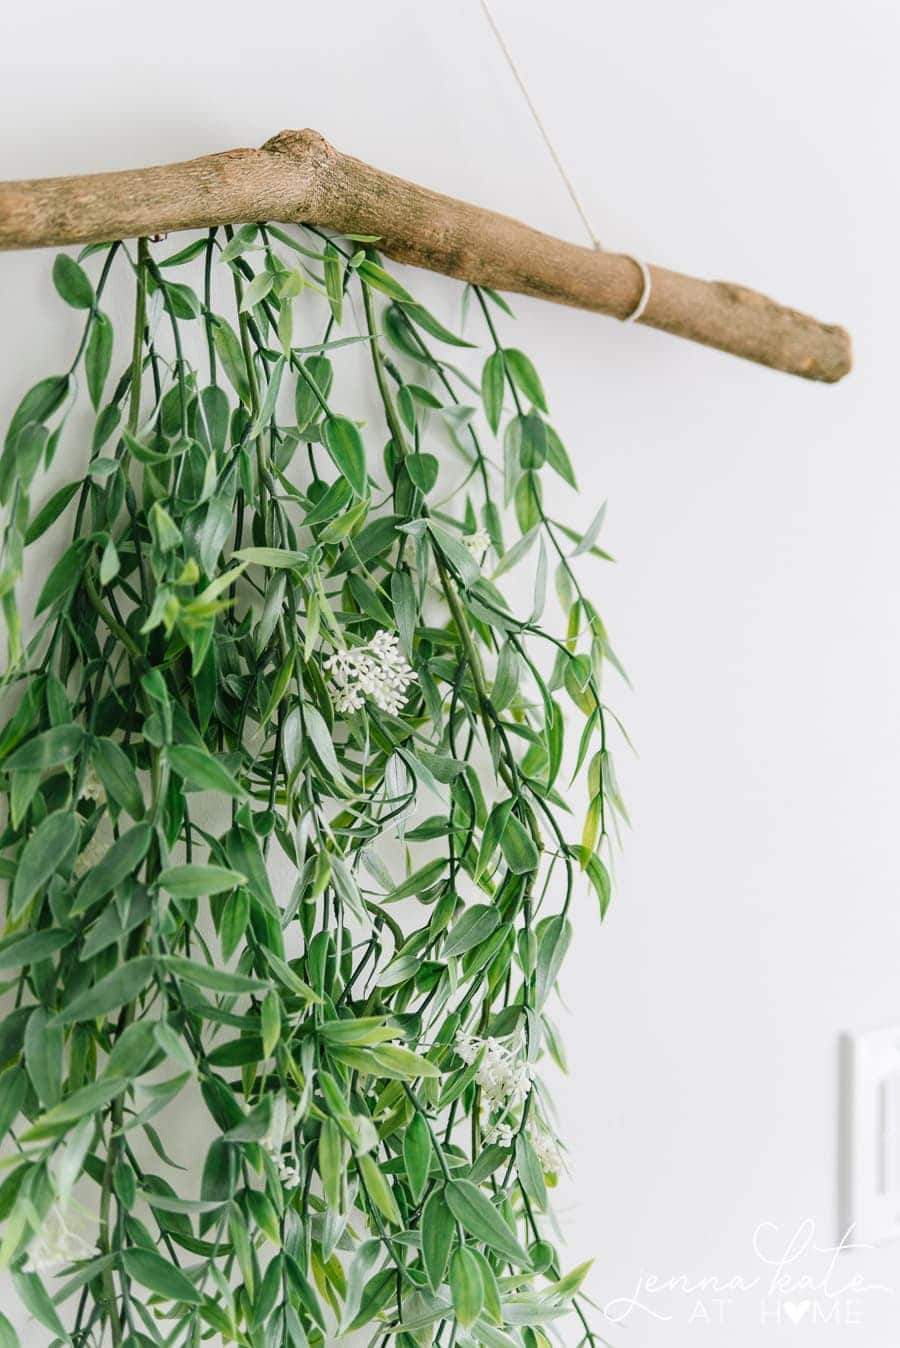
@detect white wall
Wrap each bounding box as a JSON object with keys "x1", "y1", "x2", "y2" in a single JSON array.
[{"x1": 2, "y1": 1, "x2": 899, "y2": 1343}]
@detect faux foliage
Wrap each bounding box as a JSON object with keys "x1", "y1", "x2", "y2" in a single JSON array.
[{"x1": 0, "y1": 219, "x2": 623, "y2": 1348}]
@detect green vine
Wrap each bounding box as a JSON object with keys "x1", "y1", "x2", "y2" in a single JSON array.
[{"x1": 0, "y1": 221, "x2": 624, "y2": 1348}]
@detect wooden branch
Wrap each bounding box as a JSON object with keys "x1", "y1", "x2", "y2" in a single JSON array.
[{"x1": 0, "y1": 128, "x2": 851, "y2": 382}]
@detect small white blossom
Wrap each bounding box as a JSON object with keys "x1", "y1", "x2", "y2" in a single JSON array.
[
  {"x1": 457, "y1": 1033, "x2": 566, "y2": 1174},
  {"x1": 324, "y1": 630, "x2": 416, "y2": 717},
  {"x1": 23, "y1": 1201, "x2": 92, "y2": 1274},
  {"x1": 456, "y1": 1033, "x2": 532, "y2": 1110},
  {"x1": 484, "y1": 1119, "x2": 515, "y2": 1148},
  {"x1": 528, "y1": 1123, "x2": 564, "y2": 1175},
  {"x1": 482, "y1": 1117, "x2": 564, "y2": 1173},
  {"x1": 261, "y1": 1093, "x2": 301, "y2": 1190},
  {"x1": 274, "y1": 1155, "x2": 301, "y2": 1189},
  {"x1": 462, "y1": 528, "x2": 491, "y2": 561}
]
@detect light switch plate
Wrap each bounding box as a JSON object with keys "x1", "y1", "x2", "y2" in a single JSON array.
[{"x1": 841, "y1": 1026, "x2": 900, "y2": 1244}]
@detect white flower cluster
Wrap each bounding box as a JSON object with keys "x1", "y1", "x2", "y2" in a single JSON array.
[
  {"x1": 529, "y1": 1124, "x2": 564, "y2": 1174},
  {"x1": 261, "y1": 1093, "x2": 301, "y2": 1190},
  {"x1": 23, "y1": 1201, "x2": 91, "y2": 1275},
  {"x1": 456, "y1": 1031, "x2": 565, "y2": 1175},
  {"x1": 456, "y1": 1033, "x2": 532, "y2": 1110},
  {"x1": 271, "y1": 1153, "x2": 300, "y2": 1189},
  {"x1": 462, "y1": 528, "x2": 491, "y2": 560},
  {"x1": 324, "y1": 630, "x2": 416, "y2": 716}
]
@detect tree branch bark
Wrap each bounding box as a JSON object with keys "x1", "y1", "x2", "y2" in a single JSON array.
[{"x1": 0, "y1": 128, "x2": 851, "y2": 382}]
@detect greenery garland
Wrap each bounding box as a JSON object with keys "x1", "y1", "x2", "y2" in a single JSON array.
[{"x1": 0, "y1": 220, "x2": 622, "y2": 1348}]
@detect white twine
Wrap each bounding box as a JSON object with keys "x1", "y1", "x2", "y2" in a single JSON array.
[
  {"x1": 478, "y1": 0, "x2": 652, "y2": 323},
  {"x1": 620, "y1": 255, "x2": 652, "y2": 323}
]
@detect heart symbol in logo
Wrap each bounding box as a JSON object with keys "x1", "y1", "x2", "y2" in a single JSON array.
[{"x1": 784, "y1": 1299, "x2": 812, "y2": 1324}]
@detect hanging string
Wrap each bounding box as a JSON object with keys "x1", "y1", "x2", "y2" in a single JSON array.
[
  {"x1": 478, "y1": 0, "x2": 601, "y2": 250},
  {"x1": 477, "y1": 0, "x2": 652, "y2": 321}
]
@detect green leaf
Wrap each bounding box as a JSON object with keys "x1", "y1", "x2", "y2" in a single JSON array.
[
  {"x1": 402, "y1": 301, "x2": 475, "y2": 348},
  {"x1": 53, "y1": 957, "x2": 155, "y2": 1025},
  {"x1": 303, "y1": 475, "x2": 351, "y2": 527},
  {"x1": 422, "y1": 1188, "x2": 455, "y2": 1291},
  {"x1": 294, "y1": 355, "x2": 333, "y2": 433},
  {"x1": 338, "y1": 1239, "x2": 381, "y2": 1334},
  {"x1": 481, "y1": 350, "x2": 505, "y2": 434},
  {"x1": 534, "y1": 915, "x2": 572, "y2": 1009},
  {"x1": 157, "y1": 863, "x2": 246, "y2": 898},
  {"x1": 221, "y1": 1095, "x2": 272, "y2": 1143},
  {"x1": 403, "y1": 1111, "x2": 432, "y2": 1204},
  {"x1": 24, "y1": 481, "x2": 80, "y2": 546},
  {"x1": 0, "y1": 1009, "x2": 32, "y2": 1072},
  {"x1": 443, "y1": 904, "x2": 501, "y2": 957},
  {"x1": 445, "y1": 1179, "x2": 531, "y2": 1267},
  {"x1": 319, "y1": 1117, "x2": 343, "y2": 1210},
  {"x1": 200, "y1": 384, "x2": 230, "y2": 454},
  {"x1": 503, "y1": 348, "x2": 547, "y2": 411},
  {"x1": 544, "y1": 1258, "x2": 594, "y2": 1300},
  {"x1": 519, "y1": 413, "x2": 548, "y2": 470},
  {"x1": 450, "y1": 1246, "x2": 484, "y2": 1330},
  {"x1": 99, "y1": 536, "x2": 119, "y2": 586},
  {"x1": 330, "y1": 514, "x2": 400, "y2": 574},
  {"x1": 335, "y1": 1043, "x2": 439, "y2": 1080},
  {"x1": 0, "y1": 1308, "x2": 20, "y2": 1348},
  {"x1": 23, "y1": 1077, "x2": 128, "y2": 1138},
  {"x1": 71, "y1": 821, "x2": 152, "y2": 914},
  {"x1": 303, "y1": 702, "x2": 350, "y2": 792},
  {"x1": 159, "y1": 238, "x2": 209, "y2": 268},
  {"x1": 52, "y1": 253, "x2": 94, "y2": 310},
  {"x1": 391, "y1": 570, "x2": 417, "y2": 660},
  {"x1": 318, "y1": 1017, "x2": 399, "y2": 1047},
  {"x1": 469, "y1": 1247, "x2": 503, "y2": 1324},
  {"x1": 122, "y1": 1246, "x2": 201, "y2": 1305},
  {"x1": 10, "y1": 1271, "x2": 69, "y2": 1342},
  {"x1": 406, "y1": 452, "x2": 439, "y2": 495},
  {"x1": 0, "y1": 928, "x2": 73, "y2": 970},
  {"x1": 105, "y1": 1020, "x2": 157, "y2": 1080},
  {"x1": 85, "y1": 312, "x2": 113, "y2": 409},
  {"x1": 545, "y1": 423, "x2": 577, "y2": 488},
  {"x1": 92, "y1": 737, "x2": 145, "y2": 819},
  {"x1": 515, "y1": 1131, "x2": 548, "y2": 1209},
  {"x1": 220, "y1": 889, "x2": 250, "y2": 961},
  {"x1": 357, "y1": 258, "x2": 414, "y2": 302},
  {"x1": 5, "y1": 722, "x2": 82, "y2": 771},
  {"x1": 492, "y1": 640, "x2": 520, "y2": 712},
  {"x1": 384, "y1": 857, "x2": 447, "y2": 903},
  {"x1": 568, "y1": 844, "x2": 612, "y2": 918},
  {"x1": 498, "y1": 811, "x2": 539, "y2": 875},
  {"x1": 14, "y1": 422, "x2": 48, "y2": 492},
  {"x1": 239, "y1": 270, "x2": 273, "y2": 312},
  {"x1": 324, "y1": 243, "x2": 343, "y2": 324},
  {"x1": 249, "y1": 354, "x2": 285, "y2": 437},
  {"x1": 322, "y1": 416, "x2": 367, "y2": 498},
  {"x1": 211, "y1": 315, "x2": 250, "y2": 405},
  {"x1": 35, "y1": 539, "x2": 88, "y2": 613},
  {"x1": 11, "y1": 810, "x2": 79, "y2": 919},
  {"x1": 4, "y1": 375, "x2": 69, "y2": 458},
  {"x1": 233, "y1": 546, "x2": 307, "y2": 569},
  {"x1": 427, "y1": 522, "x2": 479, "y2": 589},
  {"x1": 261, "y1": 990, "x2": 281, "y2": 1057},
  {"x1": 24, "y1": 1007, "x2": 63, "y2": 1108},
  {"x1": 358, "y1": 1152, "x2": 401, "y2": 1225},
  {"x1": 159, "y1": 955, "x2": 266, "y2": 995},
  {"x1": 167, "y1": 744, "x2": 244, "y2": 797}
]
